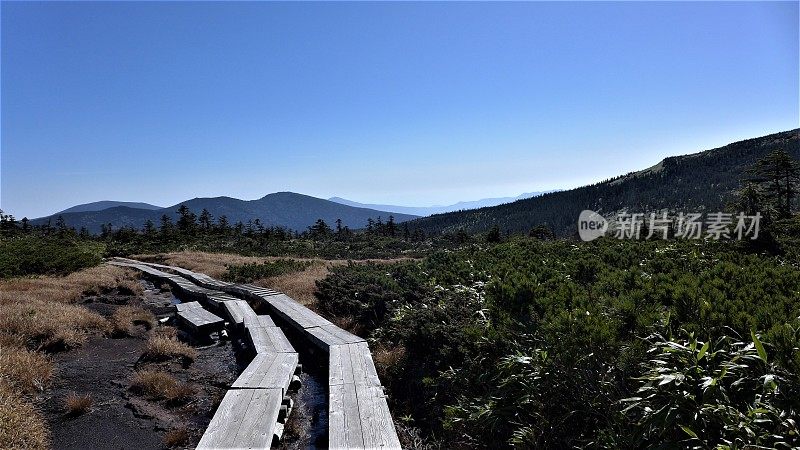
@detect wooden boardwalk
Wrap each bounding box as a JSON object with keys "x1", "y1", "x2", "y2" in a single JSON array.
[
  {"x1": 111, "y1": 257, "x2": 401, "y2": 449},
  {"x1": 110, "y1": 259, "x2": 299, "y2": 449}
]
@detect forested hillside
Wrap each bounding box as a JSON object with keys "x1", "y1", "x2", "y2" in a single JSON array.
[{"x1": 408, "y1": 129, "x2": 800, "y2": 236}]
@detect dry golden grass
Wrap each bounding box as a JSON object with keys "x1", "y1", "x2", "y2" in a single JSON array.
[
  {"x1": 142, "y1": 335, "x2": 197, "y2": 364},
  {"x1": 0, "y1": 382, "x2": 49, "y2": 449},
  {"x1": 153, "y1": 325, "x2": 178, "y2": 339},
  {"x1": 130, "y1": 370, "x2": 195, "y2": 404},
  {"x1": 64, "y1": 393, "x2": 93, "y2": 417},
  {"x1": 0, "y1": 265, "x2": 142, "y2": 306},
  {"x1": 0, "y1": 264, "x2": 146, "y2": 350},
  {"x1": 163, "y1": 425, "x2": 191, "y2": 448},
  {"x1": 0, "y1": 300, "x2": 109, "y2": 350},
  {"x1": 110, "y1": 306, "x2": 156, "y2": 337},
  {"x1": 258, "y1": 261, "x2": 331, "y2": 306},
  {"x1": 0, "y1": 346, "x2": 54, "y2": 395}
]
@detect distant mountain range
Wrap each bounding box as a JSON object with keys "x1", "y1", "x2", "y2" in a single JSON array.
[
  {"x1": 328, "y1": 191, "x2": 556, "y2": 216},
  {"x1": 406, "y1": 129, "x2": 800, "y2": 236},
  {"x1": 55, "y1": 201, "x2": 163, "y2": 215},
  {"x1": 33, "y1": 192, "x2": 418, "y2": 234}
]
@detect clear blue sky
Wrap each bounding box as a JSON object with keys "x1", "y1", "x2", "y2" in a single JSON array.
[{"x1": 2, "y1": 1, "x2": 798, "y2": 219}]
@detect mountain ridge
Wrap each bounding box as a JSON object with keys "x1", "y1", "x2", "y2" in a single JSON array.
[
  {"x1": 33, "y1": 192, "x2": 418, "y2": 234},
  {"x1": 328, "y1": 191, "x2": 557, "y2": 216},
  {"x1": 405, "y1": 128, "x2": 800, "y2": 236},
  {"x1": 55, "y1": 200, "x2": 163, "y2": 215}
]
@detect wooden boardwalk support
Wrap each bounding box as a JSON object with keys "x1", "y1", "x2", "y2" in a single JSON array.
[
  {"x1": 112, "y1": 258, "x2": 401, "y2": 449},
  {"x1": 174, "y1": 301, "x2": 224, "y2": 334}
]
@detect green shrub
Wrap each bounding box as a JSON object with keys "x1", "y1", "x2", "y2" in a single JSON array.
[
  {"x1": 0, "y1": 236, "x2": 104, "y2": 278},
  {"x1": 615, "y1": 331, "x2": 800, "y2": 449},
  {"x1": 222, "y1": 259, "x2": 312, "y2": 283},
  {"x1": 315, "y1": 238, "x2": 800, "y2": 447}
]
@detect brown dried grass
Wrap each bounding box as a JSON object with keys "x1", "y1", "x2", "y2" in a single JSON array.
[
  {"x1": 64, "y1": 393, "x2": 93, "y2": 417},
  {"x1": 0, "y1": 382, "x2": 49, "y2": 449},
  {"x1": 130, "y1": 370, "x2": 195, "y2": 404},
  {"x1": 0, "y1": 346, "x2": 54, "y2": 395},
  {"x1": 0, "y1": 300, "x2": 109, "y2": 351},
  {"x1": 142, "y1": 335, "x2": 197, "y2": 364},
  {"x1": 0, "y1": 265, "x2": 146, "y2": 350},
  {"x1": 258, "y1": 261, "x2": 331, "y2": 306},
  {"x1": 110, "y1": 306, "x2": 156, "y2": 337},
  {"x1": 163, "y1": 425, "x2": 191, "y2": 448},
  {"x1": 0, "y1": 265, "x2": 144, "y2": 448},
  {"x1": 373, "y1": 345, "x2": 407, "y2": 381},
  {"x1": 0, "y1": 265, "x2": 142, "y2": 306}
]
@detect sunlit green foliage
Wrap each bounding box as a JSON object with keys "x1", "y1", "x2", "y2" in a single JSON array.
[{"x1": 316, "y1": 237, "x2": 800, "y2": 447}]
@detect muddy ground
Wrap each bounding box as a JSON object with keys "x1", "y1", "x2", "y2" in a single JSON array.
[{"x1": 39, "y1": 279, "x2": 325, "y2": 449}]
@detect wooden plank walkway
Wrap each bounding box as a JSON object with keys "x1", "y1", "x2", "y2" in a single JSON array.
[
  {"x1": 111, "y1": 257, "x2": 401, "y2": 449},
  {"x1": 109, "y1": 258, "x2": 300, "y2": 448}
]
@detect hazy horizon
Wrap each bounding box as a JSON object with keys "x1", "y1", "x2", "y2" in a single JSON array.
[{"x1": 2, "y1": 2, "x2": 798, "y2": 219}]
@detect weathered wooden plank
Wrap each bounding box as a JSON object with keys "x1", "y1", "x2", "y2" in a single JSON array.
[
  {"x1": 232, "y1": 352, "x2": 299, "y2": 396},
  {"x1": 260, "y1": 294, "x2": 334, "y2": 330},
  {"x1": 196, "y1": 388, "x2": 282, "y2": 449},
  {"x1": 196, "y1": 389, "x2": 248, "y2": 448},
  {"x1": 243, "y1": 314, "x2": 276, "y2": 329},
  {"x1": 230, "y1": 388, "x2": 282, "y2": 449},
  {"x1": 307, "y1": 326, "x2": 347, "y2": 349},
  {"x1": 329, "y1": 342, "x2": 351, "y2": 386},
  {"x1": 247, "y1": 326, "x2": 295, "y2": 354},
  {"x1": 205, "y1": 293, "x2": 238, "y2": 308},
  {"x1": 356, "y1": 384, "x2": 402, "y2": 449},
  {"x1": 176, "y1": 306, "x2": 224, "y2": 333},
  {"x1": 324, "y1": 325, "x2": 365, "y2": 345},
  {"x1": 329, "y1": 343, "x2": 381, "y2": 387},
  {"x1": 175, "y1": 301, "x2": 202, "y2": 313},
  {"x1": 182, "y1": 310, "x2": 220, "y2": 327},
  {"x1": 329, "y1": 383, "x2": 365, "y2": 450},
  {"x1": 222, "y1": 300, "x2": 259, "y2": 327}
]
